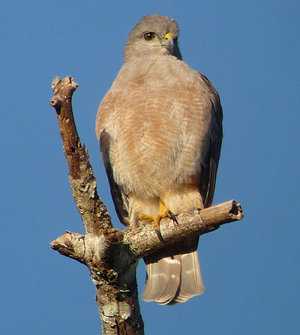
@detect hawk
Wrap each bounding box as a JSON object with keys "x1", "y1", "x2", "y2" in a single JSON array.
[{"x1": 96, "y1": 14, "x2": 223, "y2": 305}]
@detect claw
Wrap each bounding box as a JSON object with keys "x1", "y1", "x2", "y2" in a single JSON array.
[
  {"x1": 168, "y1": 210, "x2": 179, "y2": 226},
  {"x1": 139, "y1": 200, "x2": 177, "y2": 234},
  {"x1": 155, "y1": 229, "x2": 164, "y2": 242}
]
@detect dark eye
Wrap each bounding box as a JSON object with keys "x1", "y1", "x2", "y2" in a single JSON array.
[{"x1": 144, "y1": 32, "x2": 156, "y2": 41}]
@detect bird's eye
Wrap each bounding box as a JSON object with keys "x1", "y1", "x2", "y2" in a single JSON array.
[{"x1": 144, "y1": 32, "x2": 156, "y2": 41}]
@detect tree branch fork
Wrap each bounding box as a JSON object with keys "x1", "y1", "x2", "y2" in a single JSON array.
[
  {"x1": 50, "y1": 76, "x2": 244, "y2": 335},
  {"x1": 51, "y1": 200, "x2": 243, "y2": 269}
]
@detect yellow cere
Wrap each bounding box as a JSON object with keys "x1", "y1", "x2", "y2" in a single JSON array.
[{"x1": 164, "y1": 32, "x2": 173, "y2": 41}]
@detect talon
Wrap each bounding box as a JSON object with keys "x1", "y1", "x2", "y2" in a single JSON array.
[
  {"x1": 155, "y1": 229, "x2": 164, "y2": 242},
  {"x1": 168, "y1": 210, "x2": 178, "y2": 225},
  {"x1": 139, "y1": 200, "x2": 177, "y2": 233}
]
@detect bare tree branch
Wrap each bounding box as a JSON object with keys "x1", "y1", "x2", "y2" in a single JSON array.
[
  {"x1": 50, "y1": 76, "x2": 244, "y2": 335},
  {"x1": 50, "y1": 76, "x2": 111, "y2": 235},
  {"x1": 51, "y1": 200, "x2": 243, "y2": 262}
]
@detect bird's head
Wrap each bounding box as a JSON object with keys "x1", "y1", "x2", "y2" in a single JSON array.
[{"x1": 124, "y1": 15, "x2": 182, "y2": 62}]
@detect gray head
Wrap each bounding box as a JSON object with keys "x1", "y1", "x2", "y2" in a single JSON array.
[{"x1": 123, "y1": 15, "x2": 182, "y2": 62}]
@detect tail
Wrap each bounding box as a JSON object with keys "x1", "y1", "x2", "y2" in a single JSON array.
[{"x1": 142, "y1": 237, "x2": 204, "y2": 305}]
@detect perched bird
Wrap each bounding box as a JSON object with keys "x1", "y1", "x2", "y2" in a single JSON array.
[{"x1": 96, "y1": 14, "x2": 223, "y2": 305}]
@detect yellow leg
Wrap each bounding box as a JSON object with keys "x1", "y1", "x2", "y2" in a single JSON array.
[{"x1": 139, "y1": 200, "x2": 173, "y2": 231}]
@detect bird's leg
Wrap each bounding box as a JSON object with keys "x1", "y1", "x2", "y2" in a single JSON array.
[{"x1": 139, "y1": 200, "x2": 177, "y2": 232}]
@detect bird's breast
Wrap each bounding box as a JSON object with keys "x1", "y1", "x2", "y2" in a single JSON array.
[{"x1": 99, "y1": 57, "x2": 213, "y2": 197}]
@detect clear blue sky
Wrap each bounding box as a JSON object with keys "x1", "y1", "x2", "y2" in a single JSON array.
[{"x1": 1, "y1": 1, "x2": 299, "y2": 334}]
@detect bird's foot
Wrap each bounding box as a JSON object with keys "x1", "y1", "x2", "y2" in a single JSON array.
[{"x1": 139, "y1": 200, "x2": 177, "y2": 232}]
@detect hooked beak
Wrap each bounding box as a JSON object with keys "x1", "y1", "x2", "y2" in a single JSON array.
[{"x1": 162, "y1": 32, "x2": 174, "y2": 54}]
